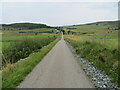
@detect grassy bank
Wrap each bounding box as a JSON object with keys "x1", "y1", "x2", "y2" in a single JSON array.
[
  {"x1": 2, "y1": 35, "x2": 57, "y2": 65},
  {"x1": 65, "y1": 35, "x2": 119, "y2": 86},
  {"x1": 2, "y1": 38, "x2": 60, "y2": 88}
]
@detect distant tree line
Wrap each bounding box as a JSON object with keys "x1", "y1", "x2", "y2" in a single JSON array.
[{"x1": 1, "y1": 23, "x2": 56, "y2": 30}]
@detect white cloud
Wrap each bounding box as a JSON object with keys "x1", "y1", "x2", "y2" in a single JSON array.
[
  {"x1": 1, "y1": 2, "x2": 118, "y2": 26},
  {"x1": 1, "y1": 0, "x2": 119, "y2": 2}
]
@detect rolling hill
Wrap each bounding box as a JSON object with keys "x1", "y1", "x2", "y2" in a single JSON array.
[{"x1": 1, "y1": 23, "x2": 54, "y2": 30}]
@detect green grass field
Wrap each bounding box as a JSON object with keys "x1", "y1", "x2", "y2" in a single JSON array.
[
  {"x1": 2, "y1": 28, "x2": 55, "y2": 36},
  {"x1": 2, "y1": 38, "x2": 60, "y2": 88},
  {"x1": 2, "y1": 28, "x2": 60, "y2": 88},
  {"x1": 2, "y1": 34, "x2": 57, "y2": 40},
  {"x1": 64, "y1": 21, "x2": 118, "y2": 31},
  {"x1": 2, "y1": 34, "x2": 58, "y2": 64},
  {"x1": 1, "y1": 29, "x2": 57, "y2": 54},
  {"x1": 64, "y1": 22, "x2": 119, "y2": 86}
]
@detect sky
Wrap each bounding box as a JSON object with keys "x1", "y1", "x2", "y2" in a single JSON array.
[{"x1": 1, "y1": 0, "x2": 119, "y2": 26}]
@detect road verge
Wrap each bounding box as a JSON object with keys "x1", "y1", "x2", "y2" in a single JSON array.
[{"x1": 2, "y1": 38, "x2": 60, "y2": 88}]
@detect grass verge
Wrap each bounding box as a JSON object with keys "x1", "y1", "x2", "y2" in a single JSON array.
[
  {"x1": 2, "y1": 38, "x2": 60, "y2": 88},
  {"x1": 65, "y1": 35, "x2": 119, "y2": 86},
  {"x1": 2, "y1": 35, "x2": 57, "y2": 64}
]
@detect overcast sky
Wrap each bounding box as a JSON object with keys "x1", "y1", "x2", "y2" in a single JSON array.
[{"x1": 1, "y1": 0, "x2": 119, "y2": 26}]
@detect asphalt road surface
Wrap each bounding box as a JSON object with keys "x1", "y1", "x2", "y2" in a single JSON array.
[{"x1": 18, "y1": 35, "x2": 94, "y2": 88}]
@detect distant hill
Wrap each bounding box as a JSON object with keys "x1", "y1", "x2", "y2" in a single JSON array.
[
  {"x1": 63, "y1": 20, "x2": 119, "y2": 31},
  {"x1": 1, "y1": 23, "x2": 54, "y2": 30},
  {"x1": 74, "y1": 20, "x2": 119, "y2": 26}
]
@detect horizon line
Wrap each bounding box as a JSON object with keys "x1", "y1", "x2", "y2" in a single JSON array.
[{"x1": 1, "y1": 19, "x2": 118, "y2": 27}]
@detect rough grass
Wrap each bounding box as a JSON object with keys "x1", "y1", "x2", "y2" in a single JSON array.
[
  {"x1": 65, "y1": 34, "x2": 118, "y2": 50},
  {"x1": 2, "y1": 34, "x2": 57, "y2": 40},
  {"x1": 2, "y1": 38, "x2": 60, "y2": 88},
  {"x1": 2, "y1": 35, "x2": 57, "y2": 65},
  {"x1": 65, "y1": 35, "x2": 119, "y2": 86},
  {"x1": 64, "y1": 22, "x2": 119, "y2": 86}
]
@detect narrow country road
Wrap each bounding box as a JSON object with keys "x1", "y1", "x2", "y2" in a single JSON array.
[{"x1": 18, "y1": 34, "x2": 94, "y2": 88}]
